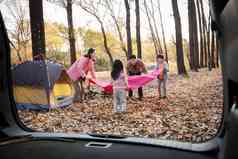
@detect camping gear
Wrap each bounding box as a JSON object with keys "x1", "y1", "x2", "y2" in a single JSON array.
[
  {"x1": 12, "y1": 61, "x2": 75, "y2": 110},
  {"x1": 89, "y1": 68, "x2": 162, "y2": 94}
]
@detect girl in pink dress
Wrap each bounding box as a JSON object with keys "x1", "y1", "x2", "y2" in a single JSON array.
[
  {"x1": 111, "y1": 60, "x2": 127, "y2": 113},
  {"x1": 67, "y1": 48, "x2": 96, "y2": 102}
]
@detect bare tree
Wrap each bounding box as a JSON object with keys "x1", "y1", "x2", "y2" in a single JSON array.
[
  {"x1": 66, "y1": 0, "x2": 77, "y2": 64},
  {"x1": 188, "y1": 0, "x2": 199, "y2": 71},
  {"x1": 104, "y1": 0, "x2": 128, "y2": 58},
  {"x1": 200, "y1": 0, "x2": 208, "y2": 67},
  {"x1": 215, "y1": 36, "x2": 219, "y2": 67},
  {"x1": 6, "y1": 0, "x2": 31, "y2": 62},
  {"x1": 135, "y1": 0, "x2": 142, "y2": 59},
  {"x1": 211, "y1": 31, "x2": 215, "y2": 68},
  {"x1": 193, "y1": 2, "x2": 199, "y2": 70},
  {"x1": 171, "y1": 0, "x2": 187, "y2": 75},
  {"x1": 144, "y1": 0, "x2": 159, "y2": 54},
  {"x1": 188, "y1": 0, "x2": 195, "y2": 70},
  {"x1": 124, "y1": 0, "x2": 132, "y2": 59},
  {"x1": 157, "y1": 0, "x2": 168, "y2": 61},
  {"x1": 29, "y1": 0, "x2": 46, "y2": 60},
  {"x1": 148, "y1": 0, "x2": 162, "y2": 53},
  {"x1": 77, "y1": 0, "x2": 113, "y2": 66},
  {"x1": 207, "y1": 14, "x2": 212, "y2": 71},
  {"x1": 195, "y1": 0, "x2": 204, "y2": 67},
  {"x1": 46, "y1": 0, "x2": 77, "y2": 64}
]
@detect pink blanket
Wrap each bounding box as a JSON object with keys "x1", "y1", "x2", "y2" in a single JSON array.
[{"x1": 89, "y1": 68, "x2": 162, "y2": 94}]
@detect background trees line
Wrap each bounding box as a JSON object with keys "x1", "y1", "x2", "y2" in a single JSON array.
[
  {"x1": 4, "y1": 0, "x2": 219, "y2": 74},
  {"x1": 171, "y1": 0, "x2": 219, "y2": 75}
]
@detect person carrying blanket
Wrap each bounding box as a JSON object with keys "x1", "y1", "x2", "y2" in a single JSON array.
[
  {"x1": 156, "y1": 54, "x2": 169, "y2": 99},
  {"x1": 89, "y1": 65, "x2": 162, "y2": 94},
  {"x1": 67, "y1": 48, "x2": 96, "y2": 102},
  {"x1": 111, "y1": 60, "x2": 127, "y2": 113},
  {"x1": 127, "y1": 55, "x2": 147, "y2": 100}
]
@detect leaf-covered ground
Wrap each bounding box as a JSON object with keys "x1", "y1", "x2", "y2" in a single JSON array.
[{"x1": 18, "y1": 69, "x2": 223, "y2": 143}]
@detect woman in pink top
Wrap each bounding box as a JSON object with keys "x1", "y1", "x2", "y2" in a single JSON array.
[
  {"x1": 111, "y1": 60, "x2": 127, "y2": 113},
  {"x1": 67, "y1": 48, "x2": 96, "y2": 102}
]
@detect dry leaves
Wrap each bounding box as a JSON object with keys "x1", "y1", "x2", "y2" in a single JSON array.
[{"x1": 18, "y1": 68, "x2": 223, "y2": 143}]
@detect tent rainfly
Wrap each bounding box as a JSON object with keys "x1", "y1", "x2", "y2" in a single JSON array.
[{"x1": 12, "y1": 61, "x2": 75, "y2": 110}]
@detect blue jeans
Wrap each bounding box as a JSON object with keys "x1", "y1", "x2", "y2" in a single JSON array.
[{"x1": 158, "y1": 79, "x2": 167, "y2": 97}]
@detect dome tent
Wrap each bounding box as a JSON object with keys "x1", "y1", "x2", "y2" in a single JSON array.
[{"x1": 12, "y1": 60, "x2": 75, "y2": 110}]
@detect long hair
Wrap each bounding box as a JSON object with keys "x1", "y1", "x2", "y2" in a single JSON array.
[
  {"x1": 111, "y1": 59, "x2": 124, "y2": 80},
  {"x1": 157, "y1": 54, "x2": 164, "y2": 59},
  {"x1": 84, "y1": 48, "x2": 95, "y2": 59}
]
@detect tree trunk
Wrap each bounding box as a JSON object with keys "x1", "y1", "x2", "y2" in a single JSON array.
[
  {"x1": 135, "y1": 0, "x2": 142, "y2": 59},
  {"x1": 207, "y1": 31, "x2": 211, "y2": 71},
  {"x1": 203, "y1": 27, "x2": 208, "y2": 67},
  {"x1": 14, "y1": 38, "x2": 23, "y2": 62},
  {"x1": 188, "y1": 0, "x2": 195, "y2": 70},
  {"x1": 66, "y1": 0, "x2": 77, "y2": 64},
  {"x1": 112, "y1": 17, "x2": 128, "y2": 58},
  {"x1": 211, "y1": 31, "x2": 215, "y2": 68},
  {"x1": 149, "y1": 0, "x2": 162, "y2": 53},
  {"x1": 171, "y1": 0, "x2": 187, "y2": 75},
  {"x1": 200, "y1": 0, "x2": 208, "y2": 67},
  {"x1": 105, "y1": 0, "x2": 128, "y2": 58},
  {"x1": 215, "y1": 35, "x2": 219, "y2": 67},
  {"x1": 124, "y1": 0, "x2": 132, "y2": 59},
  {"x1": 207, "y1": 15, "x2": 212, "y2": 71},
  {"x1": 193, "y1": 2, "x2": 199, "y2": 71},
  {"x1": 188, "y1": 0, "x2": 199, "y2": 72},
  {"x1": 203, "y1": 30, "x2": 208, "y2": 67},
  {"x1": 99, "y1": 20, "x2": 114, "y2": 66},
  {"x1": 144, "y1": 0, "x2": 159, "y2": 54},
  {"x1": 16, "y1": 47, "x2": 22, "y2": 62},
  {"x1": 29, "y1": 0, "x2": 46, "y2": 60},
  {"x1": 78, "y1": 3, "x2": 114, "y2": 66},
  {"x1": 158, "y1": 0, "x2": 168, "y2": 62},
  {"x1": 186, "y1": 47, "x2": 192, "y2": 69},
  {"x1": 196, "y1": 0, "x2": 204, "y2": 67}
]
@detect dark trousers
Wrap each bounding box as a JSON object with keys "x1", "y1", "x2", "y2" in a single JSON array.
[
  {"x1": 128, "y1": 72, "x2": 143, "y2": 99},
  {"x1": 73, "y1": 79, "x2": 84, "y2": 102}
]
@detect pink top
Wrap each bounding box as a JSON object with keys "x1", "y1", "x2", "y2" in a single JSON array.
[
  {"x1": 67, "y1": 56, "x2": 96, "y2": 81},
  {"x1": 113, "y1": 72, "x2": 127, "y2": 90}
]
